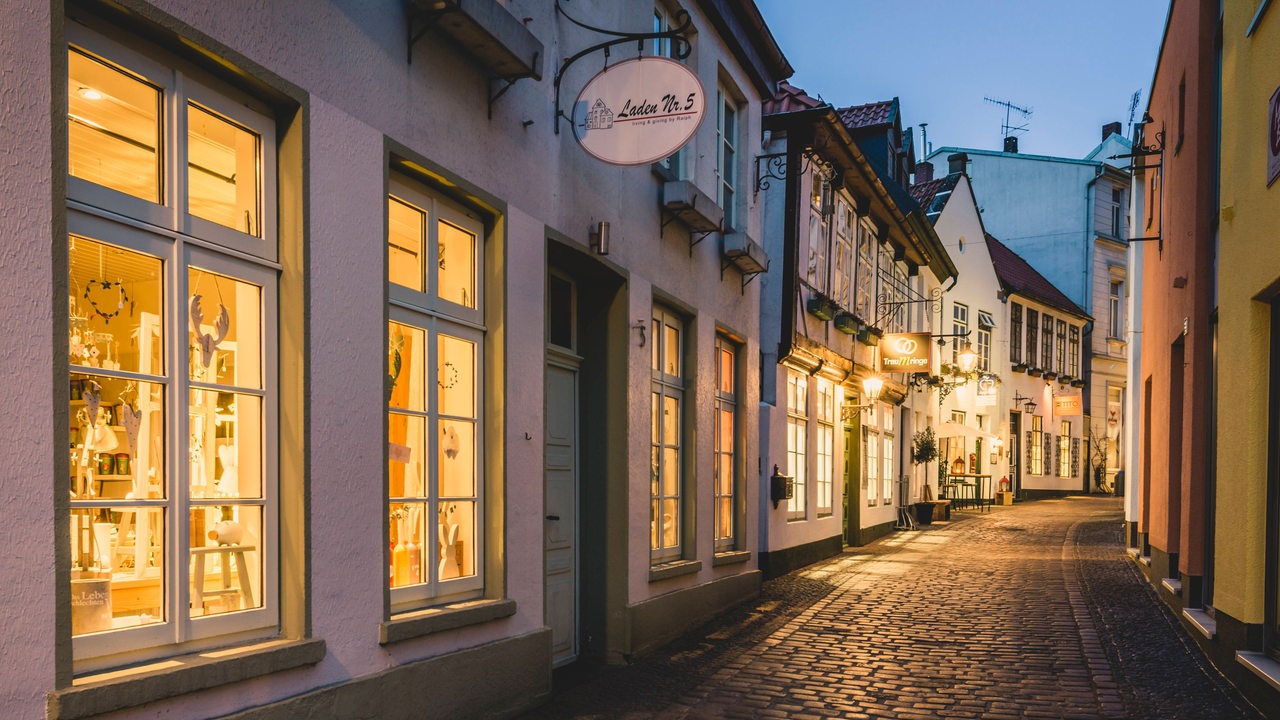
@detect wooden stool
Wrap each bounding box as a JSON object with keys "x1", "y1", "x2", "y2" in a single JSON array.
[{"x1": 191, "y1": 545, "x2": 255, "y2": 613}]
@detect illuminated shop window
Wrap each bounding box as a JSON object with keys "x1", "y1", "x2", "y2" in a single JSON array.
[
  {"x1": 386, "y1": 174, "x2": 485, "y2": 609},
  {"x1": 786, "y1": 371, "x2": 807, "y2": 521},
  {"x1": 65, "y1": 20, "x2": 277, "y2": 670},
  {"x1": 714, "y1": 336, "x2": 738, "y2": 550},
  {"x1": 651, "y1": 308, "x2": 685, "y2": 559}
]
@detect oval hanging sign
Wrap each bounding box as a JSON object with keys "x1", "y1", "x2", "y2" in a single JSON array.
[{"x1": 572, "y1": 56, "x2": 706, "y2": 166}]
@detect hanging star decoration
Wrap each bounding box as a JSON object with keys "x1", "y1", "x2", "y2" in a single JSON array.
[{"x1": 189, "y1": 295, "x2": 230, "y2": 368}]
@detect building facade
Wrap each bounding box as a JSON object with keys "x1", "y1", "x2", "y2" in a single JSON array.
[
  {"x1": 930, "y1": 138, "x2": 1132, "y2": 491},
  {"x1": 3, "y1": 1, "x2": 791, "y2": 717},
  {"x1": 757, "y1": 86, "x2": 955, "y2": 571}
]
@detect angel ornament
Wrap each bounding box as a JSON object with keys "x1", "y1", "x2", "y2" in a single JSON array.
[{"x1": 190, "y1": 295, "x2": 230, "y2": 371}]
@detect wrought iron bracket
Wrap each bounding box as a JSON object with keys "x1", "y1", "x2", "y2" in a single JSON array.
[
  {"x1": 720, "y1": 257, "x2": 763, "y2": 295},
  {"x1": 552, "y1": 0, "x2": 692, "y2": 135},
  {"x1": 754, "y1": 148, "x2": 837, "y2": 197},
  {"x1": 407, "y1": 4, "x2": 542, "y2": 120},
  {"x1": 873, "y1": 286, "x2": 944, "y2": 329}
]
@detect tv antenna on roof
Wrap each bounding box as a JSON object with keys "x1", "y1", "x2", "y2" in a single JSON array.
[
  {"x1": 1126, "y1": 89, "x2": 1142, "y2": 133},
  {"x1": 984, "y1": 96, "x2": 1032, "y2": 139}
]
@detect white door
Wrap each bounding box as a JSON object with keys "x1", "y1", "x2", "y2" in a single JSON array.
[{"x1": 545, "y1": 352, "x2": 580, "y2": 666}]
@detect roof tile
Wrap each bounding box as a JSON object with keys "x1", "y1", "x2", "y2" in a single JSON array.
[{"x1": 984, "y1": 234, "x2": 1089, "y2": 319}]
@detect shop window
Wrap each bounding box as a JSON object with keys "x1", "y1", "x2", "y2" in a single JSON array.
[
  {"x1": 1029, "y1": 415, "x2": 1043, "y2": 475},
  {"x1": 786, "y1": 371, "x2": 808, "y2": 521},
  {"x1": 1058, "y1": 421, "x2": 1072, "y2": 477},
  {"x1": 881, "y1": 405, "x2": 894, "y2": 506},
  {"x1": 815, "y1": 379, "x2": 834, "y2": 517},
  {"x1": 65, "y1": 21, "x2": 278, "y2": 669},
  {"x1": 651, "y1": 307, "x2": 685, "y2": 559},
  {"x1": 713, "y1": 336, "x2": 738, "y2": 550},
  {"x1": 386, "y1": 174, "x2": 485, "y2": 609}
]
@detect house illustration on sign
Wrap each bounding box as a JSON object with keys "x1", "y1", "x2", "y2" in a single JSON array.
[{"x1": 586, "y1": 99, "x2": 614, "y2": 130}]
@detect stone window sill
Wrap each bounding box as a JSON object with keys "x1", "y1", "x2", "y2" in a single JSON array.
[
  {"x1": 380, "y1": 597, "x2": 517, "y2": 645},
  {"x1": 1237, "y1": 651, "x2": 1280, "y2": 693},
  {"x1": 49, "y1": 638, "x2": 325, "y2": 720},
  {"x1": 648, "y1": 559, "x2": 702, "y2": 582},
  {"x1": 712, "y1": 550, "x2": 751, "y2": 567},
  {"x1": 1182, "y1": 608, "x2": 1216, "y2": 639}
]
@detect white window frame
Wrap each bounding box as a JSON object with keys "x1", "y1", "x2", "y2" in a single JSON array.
[
  {"x1": 832, "y1": 197, "x2": 854, "y2": 308},
  {"x1": 65, "y1": 20, "x2": 280, "y2": 668},
  {"x1": 653, "y1": 4, "x2": 688, "y2": 178},
  {"x1": 1058, "y1": 420, "x2": 1072, "y2": 477},
  {"x1": 881, "y1": 404, "x2": 894, "y2": 506},
  {"x1": 951, "y1": 302, "x2": 969, "y2": 366},
  {"x1": 1030, "y1": 415, "x2": 1044, "y2": 476},
  {"x1": 1109, "y1": 281, "x2": 1124, "y2": 340},
  {"x1": 716, "y1": 85, "x2": 739, "y2": 230},
  {"x1": 386, "y1": 173, "x2": 487, "y2": 610},
  {"x1": 855, "y1": 219, "x2": 877, "y2": 321},
  {"x1": 651, "y1": 307, "x2": 685, "y2": 561},
  {"x1": 807, "y1": 173, "x2": 829, "y2": 292},
  {"x1": 786, "y1": 371, "x2": 807, "y2": 521},
  {"x1": 815, "y1": 379, "x2": 834, "y2": 517},
  {"x1": 713, "y1": 335, "x2": 737, "y2": 550}
]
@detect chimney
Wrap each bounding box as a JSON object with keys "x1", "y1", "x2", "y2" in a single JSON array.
[
  {"x1": 914, "y1": 161, "x2": 934, "y2": 184},
  {"x1": 1003, "y1": 136, "x2": 1019, "y2": 153},
  {"x1": 1102, "y1": 121, "x2": 1122, "y2": 140},
  {"x1": 947, "y1": 152, "x2": 968, "y2": 175}
]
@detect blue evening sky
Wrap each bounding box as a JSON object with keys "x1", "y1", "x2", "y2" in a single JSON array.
[{"x1": 754, "y1": 1, "x2": 1170, "y2": 160}]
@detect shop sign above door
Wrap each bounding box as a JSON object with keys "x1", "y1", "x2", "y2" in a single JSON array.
[
  {"x1": 879, "y1": 332, "x2": 932, "y2": 373},
  {"x1": 572, "y1": 57, "x2": 705, "y2": 166},
  {"x1": 1053, "y1": 394, "x2": 1082, "y2": 416}
]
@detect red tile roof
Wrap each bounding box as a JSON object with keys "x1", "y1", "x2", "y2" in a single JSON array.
[
  {"x1": 984, "y1": 234, "x2": 1089, "y2": 319},
  {"x1": 908, "y1": 176, "x2": 948, "y2": 209},
  {"x1": 763, "y1": 81, "x2": 824, "y2": 115},
  {"x1": 837, "y1": 99, "x2": 895, "y2": 129}
]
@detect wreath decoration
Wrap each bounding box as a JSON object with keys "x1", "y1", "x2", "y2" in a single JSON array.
[
  {"x1": 438, "y1": 361, "x2": 459, "y2": 390},
  {"x1": 84, "y1": 279, "x2": 131, "y2": 325}
]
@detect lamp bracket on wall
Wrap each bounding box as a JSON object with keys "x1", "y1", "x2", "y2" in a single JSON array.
[{"x1": 551, "y1": 0, "x2": 693, "y2": 134}]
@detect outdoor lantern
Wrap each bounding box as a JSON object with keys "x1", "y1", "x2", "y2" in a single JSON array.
[
  {"x1": 957, "y1": 341, "x2": 978, "y2": 373},
  {"x1": 1024, "y1": 400, "x2": 1037, "y2": 414},
  {"x1": 862, "y1": 375, "x2": 884, "y2": 404}
]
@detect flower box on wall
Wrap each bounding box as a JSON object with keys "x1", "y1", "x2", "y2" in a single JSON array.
[
  {"x1": 1057, "y1": 374, "x2": 1073, "y2": 385},
  {"x1": 857, "y1": 325, "x2": 882, "y2": 346},
  {"x1": 833, "y1": 311, "x2": 860, "y2": 335},
  {"x1": 721, "y1": 231, "x2": 768, "y2": 275},
  {"x1": 1070, "y1": 379, "x2": 1086, "y2": 388},
  {"x1": 662, "y1": 180, "x2": 723, "y2": 234},
  {"x1": 806, "y1": 294, "x2": 838, "y2": 321},
  {"x1": 1042, "y1": 370, "x2": 1058, "y2": 380},
  {"x1": 1011, "y1": 363, "x2": 1028, "y2": 374},
  {"x1": 1027, "y1": 367, "x2": 1043, "y2": 377}
]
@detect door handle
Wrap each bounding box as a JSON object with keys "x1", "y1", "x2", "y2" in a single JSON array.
[{"x1": 546, "y1": 514, "x2": 560, "y2": 521}]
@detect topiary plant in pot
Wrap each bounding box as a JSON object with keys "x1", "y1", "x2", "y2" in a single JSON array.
[{"x1": 911, "y1": 427, "x2": 939, "y2": 524}]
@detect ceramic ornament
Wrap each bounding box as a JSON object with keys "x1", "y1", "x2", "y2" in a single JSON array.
[
  {"x1": 190, "y1": 295, "x2": 230, "y2": 368},
  {"x1": 120, "y1": 404, "x2": 141, "y2": 459},
  {"x1": 83, "y1": 382, "x2": 101, "y2": 428}
]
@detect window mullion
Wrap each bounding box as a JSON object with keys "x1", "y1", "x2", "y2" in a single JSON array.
[{"x1": 173, "y1": 239, "x2": 193, "y2": 641}]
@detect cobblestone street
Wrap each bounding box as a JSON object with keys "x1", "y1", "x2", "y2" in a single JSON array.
[{"x1": 521, "y1": 497, "x2": 1264, "y2": 720}]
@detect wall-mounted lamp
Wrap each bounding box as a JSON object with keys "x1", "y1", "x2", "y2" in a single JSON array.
[
  {"x1": 770, "y1": 464, "x2": 794, "y2": 509},
  {"x1": 957, "y1": 341, "x2": 978, "y2": 373},
  {"x1": 589, "y1": 221, "x2": 610, "y2": 255},
  {"x1": 840, "y1": 374, "x2": 885, "y2": 420},
  {"x1": 1013, "y1": 391, "x2": 1036, "y2": 415}
]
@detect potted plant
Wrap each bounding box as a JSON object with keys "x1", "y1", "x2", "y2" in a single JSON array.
[
  {"x1": 833, "y1": 310, "x2": 860, "y2": 335},
  {"x1": 911, "y1": 427, "x2": 939, "y2": 525},
  {"x1": 806, "y1": 293, "x2": 838, "y2": 321}
]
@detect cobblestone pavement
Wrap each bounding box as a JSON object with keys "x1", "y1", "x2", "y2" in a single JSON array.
[{"x1": 519, "y1": 497, "x2": 1265, "y2": 720}]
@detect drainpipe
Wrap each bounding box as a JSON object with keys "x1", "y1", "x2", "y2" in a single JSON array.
[{"x1": 776, "y1": 127, "x2": 808, "y2": 365}]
